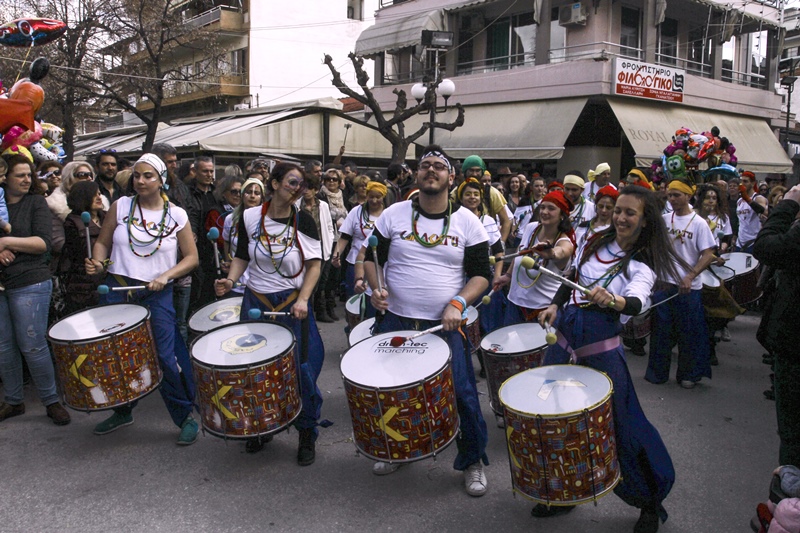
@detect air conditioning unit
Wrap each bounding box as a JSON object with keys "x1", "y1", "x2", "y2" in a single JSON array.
[
  {"x1": 233, "y1": 103, "x2": 249, "y2": 111},
  {"x1": 559, "y1": 3, "x2": 587, "y2": 26}
]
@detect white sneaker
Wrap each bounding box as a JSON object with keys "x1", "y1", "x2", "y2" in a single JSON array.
[
  {"x1": 721, "y1": 327, "x2": 731, "y2": 342},
  {"x1": 372, "y1": 462, "x2": 402, "y2": 476},
  {"x1": 495, "y1": 414, "x2": 505, "y2": 428},
  {"x1": 464, "y1": 463, "x2": 487, "y2": 497}
]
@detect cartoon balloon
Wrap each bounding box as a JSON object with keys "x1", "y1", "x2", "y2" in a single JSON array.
[
  {"x1": 2, "y1": 144, "x2": 33, "y2": 162},
  {"x1": 29, "y1": 141, "x2": 58, "y2": 163},
  {"x1": 0, "y1": 19, "x2": 68, "y2": 47}
]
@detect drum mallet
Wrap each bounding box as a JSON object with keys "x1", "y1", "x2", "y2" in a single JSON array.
[
  {"x1": 543, "y1": 322, "x2": 558, "y2": 345},
  {"x1": 81, "y1": 211, "x2": 93, "y2": 259},
  {"x1": 473, "y1": 290, "x2": 496, "y2": 310},
  {"x1": 207, "y1": 227, "x2": 222, "y2": 279},
  {"x1": 247, "y1": 308, "x2": 292, "y2": 319},
  {"x1": 98, "y1": 284, "x2": 148, "y2": 294},
  {"x1": 367, "y1": 235, "x2": 385, "y2": 314},
  {"x1": 389, "y1": 325, "x2": 444, "y2": 347},
  {"x1": 520, "y1": 256, "x2": 591, "y2": 296},
  {"x1": 489, "y1": 247, "x2": 535, "y2": 265}
]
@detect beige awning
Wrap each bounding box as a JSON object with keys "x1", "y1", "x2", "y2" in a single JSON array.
[
  {"x1": 355, "y1": 10, "x2": 445, "y2": 57},
  {"x1": 421, "y1": 98, "x2": 588, "y2": 160},
  {"x1": 608, "y1": 97, "x2": 792, "y2": 174}
]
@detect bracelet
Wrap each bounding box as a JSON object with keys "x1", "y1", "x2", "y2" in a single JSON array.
[
  {"x1": 226, "y1": 278, "x2": 235, "y2": 285},
  {"x1": 355, "y1": 260, "x2": 364, "y2": 264},
  {"x1": 100, "y1": 258, "x2": 113, "y2": 269},
  {"x1": 355, "y1": 277, "x2": 363, "y2": 282},
  {"x1": 449, "y1": 295, "x2": 469, "y2": 320}
]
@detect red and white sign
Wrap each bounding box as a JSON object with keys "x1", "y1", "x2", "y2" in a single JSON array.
[{"x1": 613, "y1": 58, "x2": 684, "y2": 103}]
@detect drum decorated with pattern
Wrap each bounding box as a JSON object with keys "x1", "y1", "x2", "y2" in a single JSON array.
[
  {"x1": 47, "y1": 304, "x2": 162, "y2": 411},
  {"x1": 620, "y1": 310, "x2": 652, "y2": 340},
  {"x1": 348, "y1": 317, "x2": 376, "y2": 347},
  {"x1": 480, "y1": 323, "x2": 548, "y2": 416},
  {"x1": 188, "y1": 296, "x2": 243, "y2": 335},
  {"x1": 191, "y1": 321, "x2": 301, "y2": 439},
  {"x1": 716, "y1": 252, "x2": 761, "y2": 305},
  {"x1": 341, "y1": 331, "x2": 458, "y2": 463},
  {"x1": 500, "y1": 365, "x2": 620, "y2": 505},
  {"x1": 345, "y1": 294, "x2": 366, "y2": 330},
  {"x1": 465, "y1": 306, "x2": 481, "y2": 353}
]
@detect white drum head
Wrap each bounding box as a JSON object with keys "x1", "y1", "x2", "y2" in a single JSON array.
[
  {"x1": 720, "y1": 252, "x2": 759, "y2": 276},
  {"x1": 341, "y1": 331, "x2": 450, "y2": 388},
  {"x1": 699, "y1": 270, "x2": 720, "y2": 288},
  {"x1": 48, "y1": 304, "x2": 149, "y2": 342},
  {"x1": 467, "y1": 306, "x2": 478, "y2": 325},
  {"x1": 192, "y1": 322, "x2": 294, "y2": 367},
  {"x1": 499, "y1": 365, "x2": 612, "y2": 416},
  {"x1": 188, "y1": 297, "x2": 242, "y2": 333},
  {"x1": 346, "y1": 294, "x2": 364, "y2": 314},
  {"x1": 480, "y1": 323, "x2": 548, "y2": 355},
  {"x1": 348, "y1": 317, "x2": 375, "y2": 346}
]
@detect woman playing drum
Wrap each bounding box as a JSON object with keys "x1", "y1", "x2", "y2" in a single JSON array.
[
  {"x1": 85, "y1": 153, "x2": 200, "y2": 443},
  {"x1": 215, "y1": 163, "x2": 324, "y2": 465},
  {"x1": 536, "y1": 186, "x2": 686, "y2": 533}
]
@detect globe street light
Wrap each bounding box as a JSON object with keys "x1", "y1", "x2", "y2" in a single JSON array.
[{"x1": 411, "y1": 78, "x2": 457, "y2": 144}]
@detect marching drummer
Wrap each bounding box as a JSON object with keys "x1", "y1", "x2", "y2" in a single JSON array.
[
  {"x1": 364, "y1": 145, "x2": 490, "y2": 497},
  {"x1": 537, "y1": 186, "x2": 684, "y2": 533},
  {"x1": 215, "y1": 163, "x2": 325, "y2": 465},
  {"x1": 85, "y1": 153, "x2": 200, "y2": 444}
]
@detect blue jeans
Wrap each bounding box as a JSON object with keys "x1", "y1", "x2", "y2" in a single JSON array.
[
  {"x1": 0, "y1": 280, "x2": 59, "y2": 406},
  {"x1": 173, "y1": 283, "x2": 191, "y2": 344}
]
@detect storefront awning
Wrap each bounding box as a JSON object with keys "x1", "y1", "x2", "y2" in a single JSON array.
[
  {"x1": 428, "y1": 98, "x2": 588, "y2": 160},
  {"x1": 608, "y1": 97, "x2": 793, "y2": 174},
  {"x1": 355, "y1": 10, "x2": 445, "y2": 57}
]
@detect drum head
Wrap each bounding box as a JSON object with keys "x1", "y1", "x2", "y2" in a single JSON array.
[
  {"x1": 499, "y1": 365, "x2": 612, "y2": 416},
  {"x1": 346, "y1": 294, "x2": 364, "y2": 314},
  {"x1": 341, "y1": 331, "x2": 450, "y2": 388},
  {"x1": 699, "y1": 270, "x2": 720, "y2": 288},
  {"x1": 720, "y1": 252, "x2": 759, "y2": 275},
  {"x1": 348, "y1": 317, "x2": 375, "y2": 346},
  {"x1": 188, "y1": 296, "x2": 243, "y2": 333},
  {"x1": 480, "y1": 323, "x2": 548, "y2": 355},
  {"x1": 48, "y1": 304, "x2": 149, "y2": 342},
  {"x1": 466, "y1": 306, "x2": 478, "y2": 325},
  {"x1": 191, "y1": 321, "x2": 294, "y2": 367}
]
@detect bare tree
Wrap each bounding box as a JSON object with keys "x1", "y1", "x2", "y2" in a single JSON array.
[{"x1": 324, "y1": 53, "x2": 465, "y2": 163}]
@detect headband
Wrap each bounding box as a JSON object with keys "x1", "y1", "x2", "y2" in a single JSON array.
[
  {"x1": 420, "y1": 151, "x2": 452, "y2": 172},
  {"x1": 667, "y1": 180, "x2": 695, "y2": 195},
  {"x1": 242, "y1": 177, "x2": 265, "y2": 196},
  {"x1": 595, "y1": 185, "x2": 619, "y2": 204},
  {"x1": 541, "y1": 190, "x2": 574, "y2": 215},
  {"x1": 627, "y1": 169, "x2": 648, "y2": 182},
  {"x1": 136, "y1": 153, "x2": 168, "y2": 186},
  {"x1": 594, "y1": 162, "x2": 611, "y2": 175},
  {"x1": 457, "y1": 177, "x2": 483, "y2": 200},
  {"x1": 366, "y1": 181, "x2": 388, "y2": 197},
  {"x1": 563, "y1": 174, "x2": 585, "y2": 188}
]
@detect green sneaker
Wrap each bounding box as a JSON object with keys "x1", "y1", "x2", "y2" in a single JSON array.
[
  {"x1": 94, "y1": 412, "x2": 133, "y2": 435},
  {"x1": 177, "y1": 416, "x2": 199, "y2": 446}
]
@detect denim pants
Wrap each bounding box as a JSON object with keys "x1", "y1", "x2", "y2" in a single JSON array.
[
  {"x1": 173, "y1": 283, "x2": 192, "y2": 344},
  {"x1": 0, "y1": 279, "x2": 59, "y2": 406}
]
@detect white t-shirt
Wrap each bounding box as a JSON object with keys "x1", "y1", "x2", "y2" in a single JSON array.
[
  {"x1": 704, "y1": 213, "x2": 731, "y2": 248},
  {"x1": 574, "y1": 222, "x2": 610, "y2": 253},
  {"x1": 481, "y1": 213, "x2": 501, "y2": 247},
  {"x1": 737, "y1": 195, "x2": 763, "y2": 245},
  {"x1": 235, "y1": 205, "x2": 322, "y2": 294},
  {"x1": 572, "y1": 240, "x2": 656, "y2": 322},
  {"x1": 340, "y1": 204, "x2": 381, "y2": 264},
  {"x1": 109, "y1": 196, "x2": 188, "y2": 282},
  {"x1": 508, "y1": 222, "x2": 573, "y2": 311},
  {"x1": 582, "y1": 181, "x2": 617, "y2": 202},
  {"x1": 663, "y1": 211, "x2": 717, "y2": 289},
  {"x1": 570, "y1": 197, "x2": 596, "y2": 228},
  {"x1": 373, "y1": 200, "x2": 489, "y2": 321},
  {"x1": 222, "y1": 213, "x2": 247, "y2": 294}
]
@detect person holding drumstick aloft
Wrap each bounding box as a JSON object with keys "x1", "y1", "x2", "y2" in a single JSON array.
[
  {"x1": 537, "y1": 186, "x2": 686, "y2": 532},
  {"x1": 365, "y1": 145, "x2": 491, "y2": 497},
  {"x1": 85, "y1": 154, "x2": 200, "y2": 444},
  {"x1": 215, "y1": 163, "x2": 325, "y2": 465}
]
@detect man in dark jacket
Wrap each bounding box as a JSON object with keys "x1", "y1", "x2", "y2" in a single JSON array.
[{"x1": 753, "y1": 184, "x2": 800, "y2": 468}]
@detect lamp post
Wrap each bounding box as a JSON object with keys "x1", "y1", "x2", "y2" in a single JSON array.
[
  {"x1": 411, "y1": 77, "x2": 456, "y2": 145},
  {"x1": 782, "y1": 75, "x2": 798, "y2": 151}
]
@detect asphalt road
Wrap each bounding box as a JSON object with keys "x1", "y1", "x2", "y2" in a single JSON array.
[{"x1": 1, "y1": 311, "x2": 778, "y2": 532}]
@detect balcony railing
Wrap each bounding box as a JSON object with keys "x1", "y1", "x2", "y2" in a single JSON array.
[
  {"x1": 456, "y1": 53, "x2": 536, "y2": 76},
  {"x1": 184, "y1": 6, "x2": 243, "y2": 31}
]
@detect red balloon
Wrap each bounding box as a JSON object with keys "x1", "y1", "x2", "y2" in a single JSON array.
[{"x1": 0, "y1": 18, "x2": 67, "y2": 47}]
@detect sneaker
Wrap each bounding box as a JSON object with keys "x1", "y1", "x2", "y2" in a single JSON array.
[
  {"x1": 495, "y1": 414, "x2": 505, "y2": 429},
  {"x1": 177, "y1": 416, "x2": 199, "y2": 446},
  {"x1": 297, "y1": 428, "x2": 316, "y2": 466},
  {"x1": 634, "y1": 505, "x2": 660, "y2": 533},
  {"x1": 721, "y1": 327, "x2": 731, "y2": 342},
  {"x1": 46, "y1": 402, "x2": 71, "y2": 426},
  {"x1": 245, "y1": 434, "x2": 273, "y2": 454},
  {"x1": 0, "y1": 402, "x2": 25, "y2": 422},
  {"x1": 94, "y1": 412, "x2": 133, "y2": 435},
  {"x1": 372, "y1": 462, "x2": 402, "y2": 476},
  {"x1": 680, "y1": 380, "x2": 696, "y2": 389},
  {"x1": 464, "y1": 462, "x2": 487, "y2": 497},
  {"x1": 531, "y1": 504, "x2": 576, "y2": 518}
]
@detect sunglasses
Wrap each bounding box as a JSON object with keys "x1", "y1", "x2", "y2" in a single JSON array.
[
  {"x1": 75, "y1": 172, "x2": 93, "y2": 179},
  {"x1": 284, "y1": 179, "x2": 305, "y2": 190},
  {"x1": 228, "y1": 189, "x2": 242, "y2": 196},
  {"x1": 99, "y1": 149, "x2": 116, "y2": 154},
  {"x1": 324, "y1": 175, "x2": 339, "y2": 181}
]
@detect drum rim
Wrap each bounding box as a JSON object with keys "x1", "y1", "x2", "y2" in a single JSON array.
[
  {"x1": 189, "y1": 319, "x2": 296, "y2": 368},
  {"x1": 347, "y1": 318, "x2": 376, "y2": 347},
  {"x1": 498, "y1": 365, "x2": 615, "y2": 418},
  {"x1": 59, "y1": 375, "x2": 163, "y2": 412},
  {"x1": 47, "y1": 303, "x2": 151, "y2": 344},
  {"x1": 480, "y1": 323, "x2": 548, "y2": 356},
  {"x1": 510, "y1": 472, "x2": 621, "y2": 506},
  {"x1": 719, "y1": 252, "x2": 760, "y2": 274},
  {"x1": 198, "y1": 405, "x2": 302, "y2": 440},
  {"x1": 187, "y1": 295, "x2": 244, "y2": 333},
  {"x1": 342, "y1": 355, "x2": 453, "y2": 391},
  {"x1": 352, "y1": 422, "x2": 460, "y2": 464}
]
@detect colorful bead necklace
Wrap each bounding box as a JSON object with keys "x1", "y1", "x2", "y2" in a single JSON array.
[
  {"x1": 126, "y1": 194, "x2": 170, "y2": 258},
  {"x1": 253, "y1": 201, "x2": 304, "y2": 279},
  {"x1": 411, "y1": 200, "x2": 452, "y2": 248}
]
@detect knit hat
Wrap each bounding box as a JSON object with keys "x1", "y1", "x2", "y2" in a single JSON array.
[
  {"x1": 242, "y1": 177, "x2": 265, "y2": 197},
  {"x1": 547, "y1": 181, "x2": 564, "y2": 191},
  {"x1": 563, "y1": 174, "x2": 585, "y2": 188},
  {"x1": 136, "y1": 153, "x2": 167, "y2": 186},
  {"x1": 461, "y1": 155, "x2": 486, "y2": 173}
]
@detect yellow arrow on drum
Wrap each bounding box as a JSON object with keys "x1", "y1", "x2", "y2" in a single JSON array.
[
  {"x1": 69, "y1": 354, "x2": 95, "y2": 388},
  {"x1": 506, "y1": 425, "x2": 522, "y2": 469},
  {"x1": 378, "y1": 407, "x2": 408, "y2": 442},
  {"x1": 211, "y1": 386, "x2": 238, "y2": 420}
]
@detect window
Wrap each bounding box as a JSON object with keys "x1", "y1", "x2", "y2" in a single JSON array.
[
  {"x1": 457, "y1": 10, "x2": 535, "y2": 74},
  {"x1": 687, "y1": 25, "x2": 711, "y2": 77},
  {"x1": 347, "y1": 0, "x2": 364, "y2": 21},
  {"x1": 658, "y1": 18, "x2": 678, "y2": 66},
  {"x1": 550, "y1": 6, "x2": 566, "y2": 63},
  {"x1": 620, "y1": 7, "x2": 641, "y2": 59}
]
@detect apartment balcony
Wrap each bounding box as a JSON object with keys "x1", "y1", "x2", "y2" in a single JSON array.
[
  {"x1": 136, "y1": 74, "x2": 249, "y2": 111},
  {"x1": 183, "y1": 6, "x2": 245, "y2": 33}
]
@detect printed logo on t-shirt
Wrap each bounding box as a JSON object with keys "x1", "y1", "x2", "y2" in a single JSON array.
[
  {"x1": 123, "y1": 215, "x2": 179, "y2": 237},
  {"x1": 668, "y1": 227, "x2": 694, "y2": 240},
  {"x1": 398, "y1": 230, "x2": 459, "y2": 247}
]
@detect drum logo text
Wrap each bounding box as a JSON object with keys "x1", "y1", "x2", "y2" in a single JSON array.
[
  {"x1": 221, "y1": 334, "x2": 268, "y2": 354},
  {"x1": 375, "y1": 339, "x2": 429, "y2": 355}
]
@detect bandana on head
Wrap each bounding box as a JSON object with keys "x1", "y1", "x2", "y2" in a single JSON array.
[
  {"x1": 741, "y1": 171, "x2": 755, "y2": 180},
  {"x1": 667, "y1": 179, "x2": 695, "y2": 195},
  {"x1": 541, "y1": 190, "x2": 574, "y2": 216},
  {"x1": 366, "y1": 181, "x2": 388, "y2": 197},
  {"x1": 420, "y1": 151, "x2": 452, "y2": 173},
  {"x1": 626, "y1": 169, "x2": 655, "y2": 191},
  {"x1": 136, "y1": 153, "x2": 168, "y2": 186},
  {"x1": 242, "y1": 177, "x2": 265, "y2": 197},
  {"x1": 595, "y1": 185, "x2": 619, "y2": 204},
  {"x1": 547, "y1": 181, "x2": 564, "y2": 191},
  {"x1": 457, "y1": 177, "x2": 483, "y2": 201},
  {"x1": 563, "y1": 174, "x2": 585, "y2": 189}
]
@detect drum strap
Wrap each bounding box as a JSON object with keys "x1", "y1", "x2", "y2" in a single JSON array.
[
  {"x1": 251, "y1": 290, "x2": 299, "y2": 314},
  {"x1": 556, "y1": 333, "x2": 620, "y2": 363}
]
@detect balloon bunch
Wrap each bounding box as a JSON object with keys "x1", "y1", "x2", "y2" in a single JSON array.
[{"x1": 654, "y1": 126, "x2": 739, "y2": 185}]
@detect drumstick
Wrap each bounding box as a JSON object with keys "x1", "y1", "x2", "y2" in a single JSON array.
[
  {"x1": 520, "y1": 256, "x2": 591, "y2": 295},
  {"x1": 81, "y1": 211, "x2": 92, "y2": 259},
  {"x1": 207, "y1": 227, "x2": 222, "y2": 279},
  {"x1": 97, "y1": 285, "x2": 147, "y2": 294},
  {"x1": 543, "y1": 322, "x2": 557, "y2": 345},
  {"x1": 648, "y1": 291, "x2": 680, "y2": 309},
  {"x1": 389, "y1": 324, "x2": 443, "y2": 347},
  {"x1": 367, "y1": 235, "x2": 385, "y2": 315},
  {"x1": 473, "y1": 290, "x2": 495, "y2": 309},
  {"x1": 247, "y1": 308, "x2": 292, "y2": 319},
  {"x1": 489, "y1": 247, "x2": 535, "y2": 265}
]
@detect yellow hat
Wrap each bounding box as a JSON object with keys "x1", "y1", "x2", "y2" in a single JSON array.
[{"x1": 563, "y1": 174, "x2": 585, "y2": 188}]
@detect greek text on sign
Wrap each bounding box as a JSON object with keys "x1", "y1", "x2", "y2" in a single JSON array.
[{"x1": 613, "y1": 58, "x2": 684, "y2": 103}]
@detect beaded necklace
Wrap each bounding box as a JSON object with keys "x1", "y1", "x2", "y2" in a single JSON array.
[
  {"x1": 253, "y1": 201, "x2": 304, "y2": 279},
  {"x1": 515, "y1": 224, "x2": 561, "y2": 289},
  {"x1": 359, "y1": 204, "x2": 381, "y2": 238},
  {"x1": 411, "y1": 200, "x2": 452, "y2": 247},
  {"x1": 571, "y1": 196, "x2": 586, "y2": 225},
  {"x1": 126, "y1": 194, "x2": 170, "y2": 258},
  {"x1": 670, "y1": 211, "x2": 697, "y2": 244},
  {"x1": 573, "y1": 242, "x2": 629, "y2": 306}
]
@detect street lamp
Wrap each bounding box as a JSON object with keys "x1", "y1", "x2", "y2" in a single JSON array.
[
  {"x1": 782, "y1": 75, "x2": 797, "y2": 151},
  {"x1": 411, "y1": 78, "x2": 456, "y2": 144}
]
